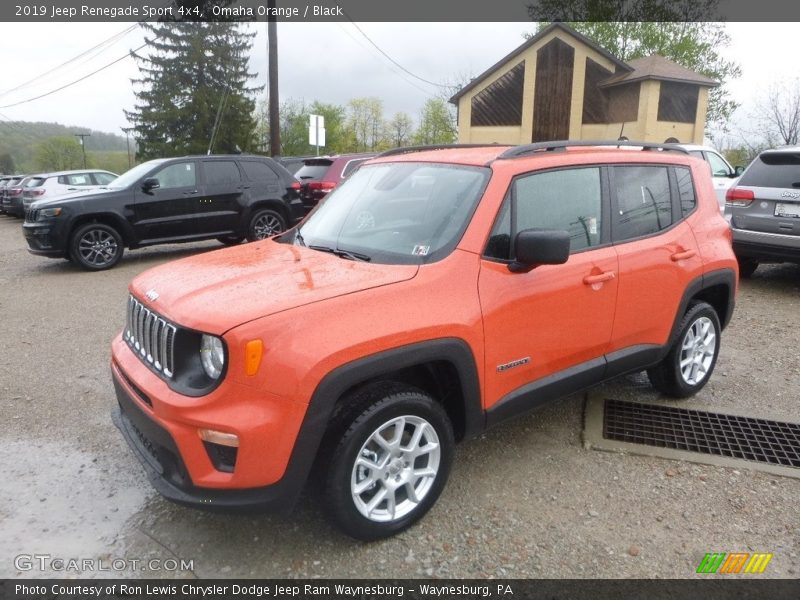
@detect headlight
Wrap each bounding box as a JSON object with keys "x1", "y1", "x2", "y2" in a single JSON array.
[
  {"x1": 40, "y1": 207, "x2": 62, "y2": 218},
  {"x1": 200, "y1": 334, "x2": 225, "y2": 379}
]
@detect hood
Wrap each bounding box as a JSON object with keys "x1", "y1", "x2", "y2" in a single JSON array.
[
  {"x1": 130, "y1": 240, "x2": 419, "y2": 334},
  {"x1": 31, "y1": 187, "x2": 116, "y2": 209}
]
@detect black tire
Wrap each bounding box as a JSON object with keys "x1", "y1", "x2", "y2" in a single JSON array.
[
  {"x1": 246, "y1": 208, "x2": 286, "y2": 242},
  {"x1": 321, "y1": 382, "x2": 454, "y2": 541},
  {"x1": 647, "y1": 301, "x2": 721, "y2": 398},
  {"x1": 737, "y1": 258, "x2": 758, "y2": 279},
  {"x1": 217, "y1": 235, "x2": 244, "y2": 246},
  {"x1": 69, "y1": 223, "x2": 124, "y2": 271}
]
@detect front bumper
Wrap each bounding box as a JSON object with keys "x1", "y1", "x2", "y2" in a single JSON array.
[
  {"x1": 23, "y1": 219, "x2": 68, "y2": 257},
  {"x1": 111, "y1": 336, "x2": 310, "y2": 511},
  {"x1": 732, "y1": 227, "x2": 800, "y2": 263}
]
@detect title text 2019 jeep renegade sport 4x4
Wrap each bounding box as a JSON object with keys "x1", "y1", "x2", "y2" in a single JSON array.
[{"x1": 112, "y1": 142, "x2": 737, "y2": 540}]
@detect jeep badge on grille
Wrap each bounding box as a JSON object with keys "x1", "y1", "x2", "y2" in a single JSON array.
[{"x1": 145, "y1": 289, "x2": 159, "y2": 302}]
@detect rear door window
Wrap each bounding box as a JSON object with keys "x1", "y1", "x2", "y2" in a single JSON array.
[
  {"x1": 612, "y1": 166, "x2": 673, "y2": 241},
  {"x1": 739, "y1": 152, "x2": 800, "y2": 188},
  {"x1": 66, "y1": 173, "x2": 92, "y2": 186},
  {"x1": 204, "y1": 160, "x2": 242, "y2": 184},
  {"x1": 675, "y1": 167, "x2": 696, "y2": 217}
]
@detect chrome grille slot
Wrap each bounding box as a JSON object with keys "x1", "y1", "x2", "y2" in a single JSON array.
[{"x1": 125, "y1": 295, "x2": 177, "y2": 378}]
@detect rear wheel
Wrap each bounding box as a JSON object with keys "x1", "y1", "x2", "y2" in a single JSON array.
[
  {"x1": 247, "y1": 208, "x2": 286, "y2": 241},
  {"x1": 647, "y1": 301, "x2": 721, "y2": 398},
  {"x1": 322, "y1": 383, "x2": 454, "y2": 541},
  {"x1": 69, "y1": 223, "x2": 124, "y2": 271}
]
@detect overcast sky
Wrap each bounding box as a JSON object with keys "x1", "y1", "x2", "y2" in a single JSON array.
[{"x1": 0, "y1": 22, "x2": 796, "y2": 147}]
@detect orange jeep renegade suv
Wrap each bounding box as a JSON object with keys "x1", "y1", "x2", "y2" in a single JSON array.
[{"x1": 112, "y1": 141, "x2": 737, "y2": 540}]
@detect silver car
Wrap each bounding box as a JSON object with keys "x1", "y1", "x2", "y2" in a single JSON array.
[
  {"x1": 21, "y1": 169, "x2": 118, "y2": 213},
  {"x1": 726, "y1": 146, "x2": 800, "y2": 277},
  {"x1": 677, "y1": 144, "x2": 742, "y2": 212}
]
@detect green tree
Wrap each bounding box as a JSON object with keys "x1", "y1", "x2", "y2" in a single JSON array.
[
  {"x1": 413, "y1": 99, "x2": 457, "y2": 145},
  {"x1": 530, "y1": 19, "x2": 740, "y2": 129},
  {"x1": 347, "y1": 97, "x2": 384, "y2": 152},
  {"x1": 0, "y1": 152, "x2": 14, "y2": 174},
  {"x1": 34, "y1": 136, "x2": 85, "y2": 171},
  {"x1": 256, "y1": 98, "x2": 351, "y2": 156},
  {"x1": 386, "y1": 113, "x2": 415, "y2": 148},
  {"x1": 125, "y1": 22, "x2": 261, "y2": 160}
]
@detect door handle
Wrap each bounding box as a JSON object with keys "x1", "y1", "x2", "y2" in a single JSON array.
[
  {"x1": 183, "y1": 190, "x2": 199, "y2": 196},
  {"x1": 671, "y1": 249, "x2": 696, "y2": 262},
  {"x1": 583, "y1": 271, "x2": 615, "y2": 285}
]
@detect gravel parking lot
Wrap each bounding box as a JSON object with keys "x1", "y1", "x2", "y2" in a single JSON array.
[{"x1": 1, "y1": 213, "x2": 798, "y2": 579}]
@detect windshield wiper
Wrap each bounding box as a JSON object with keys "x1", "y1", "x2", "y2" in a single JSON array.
[{"x1": 309, "y1": 244, "x2": 371, "y2": 262}]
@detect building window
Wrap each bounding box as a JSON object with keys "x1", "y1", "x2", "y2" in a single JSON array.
[
  {"x1": 471, "y1": 61, "x2": 525, "y2": 127},
  {"x1": 657, "y1": 81, "x2": 699, "y2": 123}
]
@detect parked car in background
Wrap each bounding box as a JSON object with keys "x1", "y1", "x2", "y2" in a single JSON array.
[
  {"x1": 23, "y1": 154, "x2": 302, "y2": 271},
  {"x1": 3, "y1": 175, "x2": 30, "y2": 217},
  {"x1": 0, "y1": 176, "x2": 12, "y2": 213},
  {"x1": 725, "y1": 146, "x2": 800, "y2": 277},
  {"x1": 295, "y1": 153, "x2": 376, "y2": 211},
  {"x1": 677, "y1": 145, "x2": 743, "y2": 212},
  {"x1": 275, "y1": 155, "x2": 313, "y2": 175},
  {"x1": 22, "y1": 169, "x2": 118, "y2": 214},
  {"x1": 111, "y1": 141, "x2": 736, "y2": 540}
]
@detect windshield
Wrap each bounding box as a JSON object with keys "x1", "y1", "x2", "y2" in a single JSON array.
[
  {"x1": 290, "y1": 162, "x2": 490, "y2": 265},
  {"x1": 107, "y1": 159, "x2": 167, "y2": 189}
]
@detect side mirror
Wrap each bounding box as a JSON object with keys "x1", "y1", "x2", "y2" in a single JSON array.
[
  {"x1": 509, "y1": 229, "x2": 570, "y2": 273},
  {"x1": 141, "y1": 177, "x2": 160, "y2": 193},
  {"x1": 734, "y1": 166, "x2": 745, "y2": 177}
]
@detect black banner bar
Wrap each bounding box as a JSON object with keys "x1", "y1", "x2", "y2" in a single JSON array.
[
  {"x1": 1, "y1": 0, "x2": 799, "y2": 23},
  {"x1": 3, "y1": 580, "x2": 800, "y2": 600}
]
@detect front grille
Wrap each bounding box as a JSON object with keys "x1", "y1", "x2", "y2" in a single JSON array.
[
  {"x1": 125, "y1": 295, "x2": 177, "y2": 378},
  {"x1": 603, "y1": 399, "x2": 800, "y2": 468},
  {"x1": 25, "y1": 209, "x2": 38, "y2": 222}
]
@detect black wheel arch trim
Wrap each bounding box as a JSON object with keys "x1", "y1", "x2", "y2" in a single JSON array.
[
  {"x1": 276, "y1": 338, "x2": 483, "y2": 507},
  {"x1": 69, "y1": 212, "x2": 135, "y2": 248}
]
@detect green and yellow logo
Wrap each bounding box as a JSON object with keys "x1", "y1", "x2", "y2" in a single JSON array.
[{"x1": 696, "y1": 552, "x2": 773, "y2": 574}]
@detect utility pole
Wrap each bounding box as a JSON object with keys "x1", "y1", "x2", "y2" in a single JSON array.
[
  {"x1": 267, "y1": 0, "x2": 280, "y2": 156},
  {"x1": 74, "y1": 133, "x2": 90, "y2": 168},
  {"x1": 121, "y1": 128, "x2": 132, "y2": 168}
]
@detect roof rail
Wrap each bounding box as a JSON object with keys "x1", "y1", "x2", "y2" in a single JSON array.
[
  {"x1": 497, "y1": 140, "x2": 690, "y2": 159},
  {"x1": 376, "y1": 143, "x2": 502, "y2": 158}
]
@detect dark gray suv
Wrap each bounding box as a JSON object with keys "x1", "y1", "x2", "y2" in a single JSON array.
[{"x1": 725, "y1": 147, "x2": 800, "y2": 277}]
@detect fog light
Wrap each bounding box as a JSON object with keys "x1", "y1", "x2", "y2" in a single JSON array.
[{"x1": 198, "y1": 429, "x2": 239, "y2": 447}]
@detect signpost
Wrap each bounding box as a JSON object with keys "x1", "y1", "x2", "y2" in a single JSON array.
[{"x1": 309, "y1": 114, "x2": 325, "y2": 156}]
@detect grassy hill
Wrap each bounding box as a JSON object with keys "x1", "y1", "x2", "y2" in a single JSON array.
[{"x1": 0, "y1": 120, "x2": 134, "y2": 174}]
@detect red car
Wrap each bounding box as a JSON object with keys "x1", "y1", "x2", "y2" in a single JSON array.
[{"x1": 295, "y1": 153, "x2": 375, "y2": 210}]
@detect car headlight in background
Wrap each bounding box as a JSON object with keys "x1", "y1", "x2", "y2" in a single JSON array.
[{"x1": 200, "y1": 334, "x2": 225, "y2": 379}]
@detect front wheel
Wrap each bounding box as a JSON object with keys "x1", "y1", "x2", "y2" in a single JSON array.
[
  {"x1": 69, "y1": 223, "x2": 124, "y2": 271},
  {"x1": 647, "y1": 301, "x2": 721, "y2": 398},
  {"x1": 323, "y1": 384, "x2": 454, "y2": 541},
  {"x1": 247, "y1": 208, "x2": 286, "y2": 242}
]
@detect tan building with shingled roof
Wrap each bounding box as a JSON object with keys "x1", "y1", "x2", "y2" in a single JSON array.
[{"x1": 450, "y1": 23, "x2": 718, "y2": 145}]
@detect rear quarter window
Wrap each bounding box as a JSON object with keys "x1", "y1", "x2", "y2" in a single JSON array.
[
  {"x1": 739, "y1": 152, "x2": 800, "y2": 188},
  {"x1": 240, "y1": 160, "x2": 279, "y2": 182}
]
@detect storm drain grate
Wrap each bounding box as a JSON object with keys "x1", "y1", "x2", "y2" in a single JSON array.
[{"x1": 603, "y1": 399, "x2": 800, "y2": 468}]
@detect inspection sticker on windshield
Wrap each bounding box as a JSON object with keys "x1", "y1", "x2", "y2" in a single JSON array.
[{"x1": 412, "y1": 245, "x2": 430, "y2": 256}]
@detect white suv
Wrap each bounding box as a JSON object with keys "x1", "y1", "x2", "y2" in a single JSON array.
[
  {"x1": 677, "y1": 145, "x2": 742, "y2": 212},
  {"x1": 22, "y1": 169, "x2": 118, "y2": 212}
]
